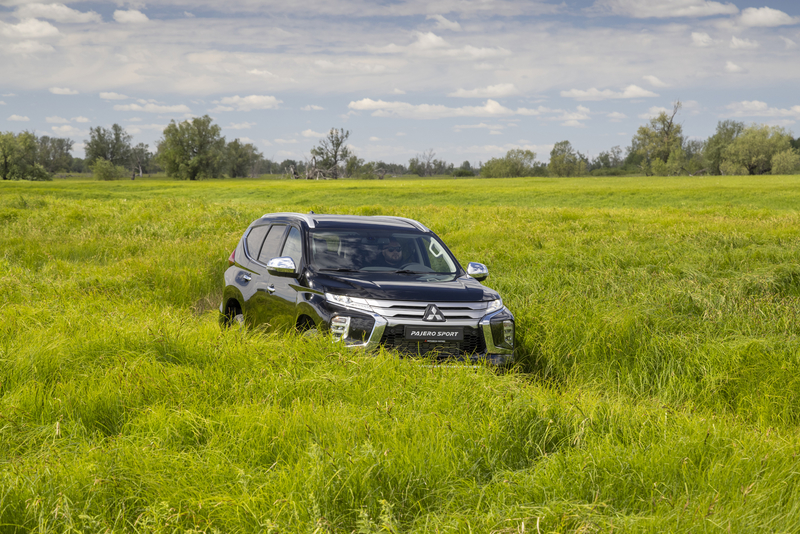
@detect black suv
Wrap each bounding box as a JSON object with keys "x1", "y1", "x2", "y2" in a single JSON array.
[{"x1": 220, "y1": 213, "x2": 515, "y2": 365}]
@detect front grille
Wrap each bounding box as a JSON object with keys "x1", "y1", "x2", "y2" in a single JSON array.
[
  {"x1": 367, "y1": 299, "x2": 491, "y2": 323},
  {"x1": 379, "y1": 325, "x2": 486, "y2": 359}
]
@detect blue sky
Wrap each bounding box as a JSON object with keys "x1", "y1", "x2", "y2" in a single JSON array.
[{"x1": 1, "y1": 0, "x2": 799, "y2": 165}]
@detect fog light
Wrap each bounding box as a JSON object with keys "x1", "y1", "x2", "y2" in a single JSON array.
[
  {"x1": 331, "y1": 316, "x2": 350, "y2": 341},
  {"x1": 503, "y1": 320, "x2": 514, "y2": 347}
]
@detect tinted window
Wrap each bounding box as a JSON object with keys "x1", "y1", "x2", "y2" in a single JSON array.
[
  {"x1": 258, "y1": 224, "x2": 287, "y2": 264},
  {"x1": 245, "y1": 225, "x2": 269, "y2": 260},
  {"x1": 281, "y1": 227, "x2": 303, "y2": 266}
]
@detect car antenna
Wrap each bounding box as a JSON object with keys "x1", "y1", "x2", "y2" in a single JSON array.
[{"x1": 309, "y1": 210, "x2": 315, "y2": 214}]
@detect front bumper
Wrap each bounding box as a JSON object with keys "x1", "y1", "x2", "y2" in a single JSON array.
[{"x1": 328, "y1": 303, "x2": 515, "y2": 366}]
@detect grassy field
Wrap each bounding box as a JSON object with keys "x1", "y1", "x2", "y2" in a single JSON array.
[{"x1": 1, "y1": 176, "x2": 799, "y2": 532}]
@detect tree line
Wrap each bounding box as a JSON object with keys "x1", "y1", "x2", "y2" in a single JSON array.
[{"x1": 3, "y1": 103, "x2": 800, "y2": 181}]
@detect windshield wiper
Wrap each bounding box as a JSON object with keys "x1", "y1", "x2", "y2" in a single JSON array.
[
  {"x1": 319, "y1": 268, "x2": 360, "y2": 272},
  {"x1": 392, "y1": 269, "x2": 424, "y2": 274}
]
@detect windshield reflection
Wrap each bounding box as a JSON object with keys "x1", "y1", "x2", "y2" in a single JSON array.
[{"x1": 309, "y1": 229, "x2": 458, "y2": 274}]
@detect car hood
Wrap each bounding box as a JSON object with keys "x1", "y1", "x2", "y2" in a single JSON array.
[{"x1": 309, "y1": 271, "x2": 498, "y2": 302}]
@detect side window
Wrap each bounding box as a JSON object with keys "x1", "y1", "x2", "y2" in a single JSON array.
[
  {"x1": 258, "y1": 224, "x2": 287, "y2": 264},
  {"x1": 245, "y1": 225, "x2": 270, "y2": 260},
  {"x1": 281, "y1": 227, "x2": 303, "y2": 266}
]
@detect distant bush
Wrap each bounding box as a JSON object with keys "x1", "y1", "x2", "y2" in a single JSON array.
[
  {"x1": 481, "y1": 149, "x2": 539, "y2": 177},
  {"x1": 452, "y1": 168, "x2": 474, "y2": 177},
  {"x1": 771, "y1": 149, "x2": 800, "y2": 175},
  {"x1": 91, "y1": 157, "x2": 128, "y2": 181}
]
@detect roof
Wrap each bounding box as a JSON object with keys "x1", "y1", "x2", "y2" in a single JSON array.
[{"x1": 258, "y1": 212, "x2": 430, "y2": 232}]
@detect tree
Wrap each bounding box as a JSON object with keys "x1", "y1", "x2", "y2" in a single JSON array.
[
  {"x1": 225, "y1": 139, "x2": 262, "y2": 178},
  {"x1": 549, "y1": 141, "x2": 585, "y2": 177},
  {"x1": 130, "y1": 143, "x2": 153, "y2": 178},
  {"x1": 704, "y1": 120, "x2": 745, "y2": 175},
  {"x1": 631, "y1": 101, "x2": 684, "y2": 170},
  {"x1": 721, "y1": 125, "x2": 793, "y2": 175},
  {"x1": 481, "y1": 149, "x2": 539, "y2": 178},
  {"x1": 157, "y1": 115, "x2": 226, "y2": 180},
  {"x1": 310, "y1": 128, "x2": 351, "y2": 179},
  {"x1": 37, "y1": 135, "x2": 73, "y2": 173},
  {"x1": 85, "y1": 124, "x2": 132, "y2": 168},
  {"x1": 0, "y1": 131, "x2": 51, "y2": 181}
]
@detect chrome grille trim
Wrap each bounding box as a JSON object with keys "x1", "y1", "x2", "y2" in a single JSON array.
[{"x1": 364, "y1": 298, "x2": 491, "y2": 326}]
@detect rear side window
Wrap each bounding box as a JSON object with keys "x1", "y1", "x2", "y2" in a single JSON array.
[
  {"x1": 258, "y1": 224, "x2": 287, "y2": 264},
  {"x1": 245, "y1": 225, "x2": 270, "y2": 260},
  {"x1": 281, "y1": 227, "x2": 303, "y2": 266}
]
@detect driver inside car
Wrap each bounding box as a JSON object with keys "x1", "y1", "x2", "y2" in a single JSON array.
[{"x1": 378, "y1": 240, "x2": 403, "y2": 268}]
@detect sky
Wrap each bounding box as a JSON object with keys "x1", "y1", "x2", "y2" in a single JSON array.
[{"x1": 1, "y1": 0, "x2": 799, "y2": 165}]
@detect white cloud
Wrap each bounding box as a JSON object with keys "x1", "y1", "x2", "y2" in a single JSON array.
[
  {"x1": 301, "y1": 129, "x2": 325, "y2": 137},
  {"x1": 590, "y1": 0, "x2": 739, "y2": 18},
  {"x1": 692, "y1": 32, "x2": 715, "y2": 47},
  {"x1": 16, "y1": 4, "x2": 102, "y2": 24},
  {"x1": 274, "y1": 138, "x2": 298, "y2": 144},
  {"x1": 392, "y1": 89, "x2": 406, "y2": 95},
  {"x1": 725, "y1": 100, "x2": 800, "y2": 118},
  {"x1": 427, "y1": 14, "x2": 461, "y2": 31},
  {"x1": 643, "y1": 75, "x2": 668, "y2": 87},
  {"x1": 247, "y1": 69, "x2": 276, "y2": 78},
  {"x1": 369, "y1": 136, "x2": 381, "y2": 141},
  {"x1": 730, "y1": 36, "x2": 758, "y2": 49},
  {"x1": 561, "y1": 84, "x2": 658, "y2": 101},
  {"x1": 125, "y1": 123, "x2": 166, "y2": 134},
  {"x1": 100, "y1": 92, "x2": 129, "y2": 100},
  {"x1": 448, "y1": 83, "x2": 519, "y2": 98},
  {"x1": 72, "y1": 116, "x2": 89, "y2": 122},
  {"x1": 780, "y1": 37, "x2": 797, "y2": 49},
  {"x1": 46, "y1": 116, "x2": 69, "y2": 123},
  {"x1": 51, "y1": 125, "x2": 85, "y2": 136},
  {"x1": 638, "y1": 106, "x2": 670, "y2": 119},
  {"x1": 554, "y1": 105, "x2": 591, "y2": 127},
  {"x1": 11, "y1": 40, "x2": 54, "y2": 54},
  {"x1": 0, "y1": 101, "x2": 5, "y2": 106},
  {"x1": 607, "y1": 112, "x2": 628, "y2": 121},
  {"x1": 453, "y1": 122, "x2": 505, "y2": 131},
  {"x1": 2, "y1": 94, "x2": 15, "y2": 97},
  {"x1": 739, "y1": 7, "x2": 799, "y2": 27},
  {"x1": 113, "y1": 103, "x2": 192, "y2": 113},
  {"x1": 725, "y1": 61, "x2": 743, "y2": 73},
  {"x1": 348, "y1": 98, "x2": 518, "y2": 119},
  {"x1": 114, "y1": 10, "x2": 149, "y2": 24},
  {"x1": 371, "y1": 32, "x2": 510, "y2": 60},
  {"x1": 212, "y1": 95, "x2": 281, "y2": 112},
  {"x1": 227, "y1": 122, "x2": 256, "y2": 130},
  {"x1": 49, "y1": 87, "x2": 78, "y2": 95},
  {"x1": 301, "y1": 105, "x2": 324, "y2": 111},
  {"x1": 184, "y1": 12, "x2": 195, "y2": 18},
  {"x1": 8, "y1": 115, "x2": 30, "y2": 121},
  {"x1": 0, "y1": 18, "x2": 59, "y2": 38}
]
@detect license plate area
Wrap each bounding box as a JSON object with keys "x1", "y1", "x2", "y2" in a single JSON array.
[{"x1": 404, "y1": 326, "x2": 464, "y2": 341}]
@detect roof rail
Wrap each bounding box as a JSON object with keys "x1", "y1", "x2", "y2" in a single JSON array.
[
  {"x1": 261, "y1": 212, "x2": 316, "y2": 228},
  {"x1": 371, "y1": 216, "x2": 430, "y2": 232}
]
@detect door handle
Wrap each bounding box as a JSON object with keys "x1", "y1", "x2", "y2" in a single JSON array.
[
  {"x1": 242, "y1": 273, "x2": 251, "y2": 282},
  {"x1": 267, "y1": 284, "x2": 276, "y2": 293}
]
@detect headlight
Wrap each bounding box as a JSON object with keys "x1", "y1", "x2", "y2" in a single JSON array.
[
  {"x1": 325, "y1": 293, "x2": 374, "y2": 313},
  {"x1": 485, "y1": 299, "x2": 503, "y2": 313}
]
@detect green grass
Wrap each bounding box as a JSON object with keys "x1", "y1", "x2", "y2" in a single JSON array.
[{"x1": 1, "y1": 176, "x2": 800, "y2": 532}]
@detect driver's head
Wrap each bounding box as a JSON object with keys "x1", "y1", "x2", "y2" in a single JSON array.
[{"x1": 381, "y1": 240, "x2": 402, "y2": 266}]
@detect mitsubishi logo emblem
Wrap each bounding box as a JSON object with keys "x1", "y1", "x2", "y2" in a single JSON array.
[{"x1": 422, "y1": 304, "x2": 446, "y2": 322}]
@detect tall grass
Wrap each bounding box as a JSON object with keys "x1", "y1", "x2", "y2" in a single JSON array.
[{"x1": 1, "y1": 176, "x2": 799, "y2": 532}]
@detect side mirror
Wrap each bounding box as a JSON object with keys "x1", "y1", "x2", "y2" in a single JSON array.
[
  {"x1": 267, "y1": 256, "x2": 297, "y2": 276},
  {"x1": 467, "y1": 262, "x2": 489, "y2": 281}
]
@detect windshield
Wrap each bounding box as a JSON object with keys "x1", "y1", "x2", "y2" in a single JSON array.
[{"x1": 309, "y1": 228, "x2": 460, "y2": 274}]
